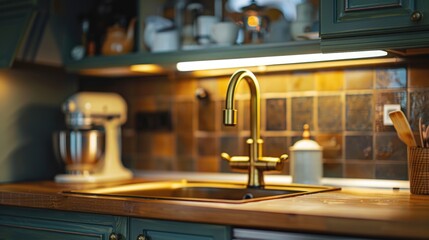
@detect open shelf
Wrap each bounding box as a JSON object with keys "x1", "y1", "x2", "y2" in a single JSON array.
[{"x1": 65, "y1": 40, "x2": 321, "y2": 76}]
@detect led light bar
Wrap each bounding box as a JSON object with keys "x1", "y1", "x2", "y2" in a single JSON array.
[{"x1": 176, "y1": 50, "x2": 388, "y2": 72}]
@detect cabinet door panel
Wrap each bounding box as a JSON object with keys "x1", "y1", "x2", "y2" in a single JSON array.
[
  {"x1": 0, "y1": 0, "x2": 36, "y2": 67},
  {"x1": 321, "y1": 0, "x2": 429, "y2": 37},
  {"x1": 0, "y1": 206, "x2": 127, "y2": 240},
  {"x1": 345, "y1": 0, "x2": 404, "y2": 11},
  {"x1": 0, "y1": 225, "x2": 102, "y2": 240},
  {"x1": 145, "y1": 230, "x2": 212, "y2": 240},
  {"x1": 131, "y1": 218, "x2": 231, "y2": 240}
]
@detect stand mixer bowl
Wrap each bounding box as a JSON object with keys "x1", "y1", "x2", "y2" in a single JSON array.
[{"x1": 54, "y1": 130, "x2": 105, "y2": 175}]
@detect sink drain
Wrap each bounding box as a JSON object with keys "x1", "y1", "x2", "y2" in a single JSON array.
[{"x1": 242, "y1": 193, "x2": 254, "y2": 200}]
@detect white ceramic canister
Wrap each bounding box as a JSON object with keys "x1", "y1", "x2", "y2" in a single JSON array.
[{"x1": 289, "y1": 124, "x2": 323, "y2": 185}]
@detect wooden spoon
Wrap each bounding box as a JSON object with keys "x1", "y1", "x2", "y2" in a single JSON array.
[{"x1": 389, "y1": 110, "x2": 417, "y2": 147}]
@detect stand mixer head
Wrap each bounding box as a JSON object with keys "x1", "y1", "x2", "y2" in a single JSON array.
[{"x1": 54, "y1": 92, "x2": 132, "y2": 183}]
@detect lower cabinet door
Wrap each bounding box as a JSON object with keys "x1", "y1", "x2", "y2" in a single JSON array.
[
  {"x1": 130, "y1": 218, "x2": 231, "y2": 240},
  {"x1": 0, "y1": 206, "x2": 128, "y2": 240}
]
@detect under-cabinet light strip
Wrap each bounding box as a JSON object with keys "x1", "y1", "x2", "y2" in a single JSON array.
[{"x1": 176, "y1": 50, "x2": 388, "y2": 72}]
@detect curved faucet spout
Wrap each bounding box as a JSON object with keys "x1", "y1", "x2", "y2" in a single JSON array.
[
  {"x1": 223, "y1": 70, "x2": 261, "y2": 140},
  {"x1": 222, "y1": 69, "x2": 286, "y2": 188}
]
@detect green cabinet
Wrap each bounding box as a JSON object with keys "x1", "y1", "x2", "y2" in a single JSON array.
[
  {"x1": 0, "y1": 0, "x2": 37, "y2": 68},
  {"x1": 130, "y1": 218, "x2": 231, "y2": 240},
  {"x1": 320, "y1": 0, "x2": 429, "y2": 52},
  {"x1": 0, "y1": 206, "x2": 231, "y2": 240},
  {"x1": 0, "y1": 206, "x2": 128, "y2": 239}
]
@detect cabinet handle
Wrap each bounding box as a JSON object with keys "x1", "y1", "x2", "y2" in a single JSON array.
[
  {"x1": 109, "y1": 233, "x2": 122, "y2": 240},
  {"x1": 410, "y1": 11, "x2": 423, "y2": 22},
  {"x1": 137, "y1": 234, "x2": 151, "y2": 240}
]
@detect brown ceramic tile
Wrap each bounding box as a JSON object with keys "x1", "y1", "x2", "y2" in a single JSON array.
[
  {"x1": 266, "y1": 98, "x2": 287, "y2": 131},
  {"x1": 345, "y1": 135, "x2": 373, "y2": 160},
  {"x1": 151, "y1": 133, "x2": 175, "y2": 158},
  {"x1": 197, "y1": 78, "x2": 218, "y2": 98},
  {"x1": 344, "y1": 69, "x2": 374, "y2": 90},
  {"x1": 220, "y1": 136, "x2": 240, "y2": 157},
  {"x1": 177, "y1": 156, "x2": 196, "y2": 171},
  {"x1": 262, "y1": 137, "x2": 290, "y2": 174},
  {"x1": 196, "y1": 156, "x2": 220, "y2": 172},
  {"x1": 197, "y1": 136, "x2": 217, "y2": 157},
  {"x1": 136, "y1": 132, "x2": 153, "y2": 155},
  {"x1": 218, "y1": 135, "x2": 243, "y2": 171},
  {"x1": 176, "y1": 133, "x2": 195, "y2": 156},
  {"x1": 375, "y1": 67, "x2": 407, "y2": 89},
  {"x1": 134, "y1": 97, "x2": 172, "y2": 113},
  {"x1": 409, "y1": 61, "x2": 429, "y2": 88},
  {"x1": 316, "y1": 134, "x2": 342, "y2": 159},
  {"x1": 174, "y1": 78, "x2": 197, "y2": 97},
  {"x1": 198, "y1": 99, "x2": 216, "y2": 132},
  {"x1": 263, "y1": 137, "x2": 289, "y2": 157},
  {"x1": 344, "y1": 163, "x2": 375, "y2": 179},
  {"x1": 346, "y1": 94, "x2": 373, "y2": 131},
  {"x1": 323, "y1": 163, "x2": 343, "y2": 178},
  {"x1": 291, "y1": 97, "x2": 314, "y2": 131},
  {"x1": 240, "y1": 136, "x2": 251, "y2": 156},
  {"x1": 216, "y1": 76, "x2": 232, "y2": 97},
  {"x1": 79, "y1": 77, "x2": 139, "y2": 98},
  {"x1": 134, "y1": 77, "x2": 172, "y2": 97},
  {"x1": 375, "y1": 163, "x2": 408, "y2": 180},
  {"x1": 316, "y1": 70, "x2": 344, "y2": 91},
  {"x1": 240, "y1": 100, "x2": 251, "y2": 131},
  {"x1": 374, "y1": 91, "x2": 407, "y2": 132},
  {"x1": 136, "y1": 156, "x2": 175, "y2": 171},
  {"x1": 259, "y1": 73, "x2": 288, "y2": 93},
  {"x1": 175, "y1": 101, "x2": 194, "y2": 133},
  {"x1": 289, "y1": 72, "x2": 315, "y2": 91},
  {"x1": 410, "y1": 90, "x2": 429, "y2": 132},
  {"x1": 121, "y1": 129, "x2": 137, "y2": 158},
  {"x1": 318, "y1": 96, "x2": 342, "y2": 132},
  {"x1": 375, "y1": 134, "x2": 407, "y2": 161}
]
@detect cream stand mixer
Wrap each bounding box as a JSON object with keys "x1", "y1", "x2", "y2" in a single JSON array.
[{"x1": 54, "y1": 92, "x2": 133, "y2": 183}]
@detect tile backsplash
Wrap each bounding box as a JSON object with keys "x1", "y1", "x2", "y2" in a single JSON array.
[{"x1": 80, "y1": 61, "x2": 429, "y2": 180}]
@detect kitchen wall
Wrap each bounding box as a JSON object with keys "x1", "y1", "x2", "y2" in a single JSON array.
[
  {"x1": 0, "y1": 63, "x2": 77, "y2": 183},
  {"x1": 80, "y1": 58, "x2": 429, "y2": 180}
]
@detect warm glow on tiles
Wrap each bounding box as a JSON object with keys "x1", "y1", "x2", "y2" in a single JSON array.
[
  {"x1": 130, "y1": 64, "x2": 163, "y2": 73},
  {"x1": 176, "y1": 50, "x2": 388, "y2": 72}
]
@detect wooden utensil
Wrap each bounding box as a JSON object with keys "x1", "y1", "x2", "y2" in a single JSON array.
[
  {"x1": 419, "y1": 117, "x2": 424, "y2": 147},
  {"x1": 420, "y1": 123, "x2": 429, "y2": 147},
  {"x1": 389, "y1": 110, "x2": 417, "y2": 147}
]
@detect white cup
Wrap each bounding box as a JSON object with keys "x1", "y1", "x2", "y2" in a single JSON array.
[
  {"x1": 290, "y1": 20, "x2": 313, "y2": 40},
  {"x1": 152, "y1": 30, "x2": 179, "y2": 52},
  {"x1": 296, "y1": 2, "x2": 314, "y2": 22},
  {"x1": 211, "y1": 22, "x2": 239, "y2": 46},
  {"x1": 196, "y1": 15, "x2": 219, "y2": 45}
]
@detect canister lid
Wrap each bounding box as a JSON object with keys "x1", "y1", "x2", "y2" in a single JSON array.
[{"x1": 290, "y1": 124, "x2": 322, "y2": 151}]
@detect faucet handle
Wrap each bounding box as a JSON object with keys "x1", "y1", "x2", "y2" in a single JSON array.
[
  {"x1": 221, "y1": 152, "x2": 250, "y2": 170},
  {"x1": 258, "y1": 154, "x2": 288, "y2": 171},
  {"x1": 280, "y1": 154, "x2": 289, "y2": 161}
]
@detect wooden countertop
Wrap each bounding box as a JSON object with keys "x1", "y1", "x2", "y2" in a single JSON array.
[{"x1": 0, "y1": 178, "x2": 428, "y2": 239}]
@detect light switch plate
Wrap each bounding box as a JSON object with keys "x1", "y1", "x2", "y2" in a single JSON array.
[{"x1": 383, "y1": 104, "x2": 401, "y2": 126}]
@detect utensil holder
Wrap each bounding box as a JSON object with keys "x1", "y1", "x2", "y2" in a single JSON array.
[{"x1": 408, "y1": 147, "x2": 429, "y2": 194}]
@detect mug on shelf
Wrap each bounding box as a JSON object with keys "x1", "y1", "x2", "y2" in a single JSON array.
[{"x1": 211, "y1": 21, "x2": 239, "y2": 46}]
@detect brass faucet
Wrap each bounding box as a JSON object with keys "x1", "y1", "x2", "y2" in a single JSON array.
[{"x1": 221, "y1": 69, "x2": 288, "y2": 188}]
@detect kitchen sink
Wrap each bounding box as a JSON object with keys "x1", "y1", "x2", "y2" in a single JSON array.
[{"x1": 65, "y1": 180, "x2": 339, "y2": 203}]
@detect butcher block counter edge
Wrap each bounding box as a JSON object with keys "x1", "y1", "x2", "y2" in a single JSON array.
[{"x1": 0, "y1": 178, "x2": 428, "y2": 239}]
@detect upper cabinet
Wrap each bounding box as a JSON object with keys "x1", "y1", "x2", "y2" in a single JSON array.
[
  {"x1": 320, "y1": 0, "x2": 429, "y2": 52},
  {"x1": 51, "y1": 0, "x2": 321, "y2": 75},
  {"x1": 0, "y1": 0, "x2": 37, "y2": 68}
]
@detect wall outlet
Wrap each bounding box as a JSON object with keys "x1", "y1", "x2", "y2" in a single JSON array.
[{"x1": 383, "y1": 104, "x2": 401, "y2": 126}]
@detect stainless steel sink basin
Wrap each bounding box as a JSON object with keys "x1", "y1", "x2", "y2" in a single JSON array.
[{"x1": 65, "y1": 180, "x2": 339, "y2": 203}]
